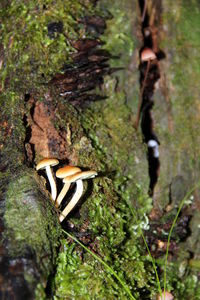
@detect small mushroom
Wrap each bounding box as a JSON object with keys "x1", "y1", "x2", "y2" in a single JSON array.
[
  {"x1": 147, "y1": 139, "x2": 159, "y2": 158},
  {"x1": 55, "y1": 165, "x2": 81, "y2": 207},
  {"x1": 141, "y1": 48, "x2": 157, "y2": 62},
  {"x1": 134, "y1": 48, "x2": 156, "y2": 130},
  {"x1": 36, "y1": 158, "x2": 59, "y2": 201},
  {"x1": 59, "y1": 170, "x2": 97, "y2": 222},
  {"x1": 157, "y1": 291, "x2": 174, "y2": 300}
]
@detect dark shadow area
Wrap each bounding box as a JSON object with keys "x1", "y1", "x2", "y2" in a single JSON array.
[{"x1": 137, "y1": 0, "x2": 166, "y2": 197}]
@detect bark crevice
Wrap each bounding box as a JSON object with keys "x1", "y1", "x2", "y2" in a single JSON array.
[{"x1": 138, "y1": 0, "x2": 165, "y2": 197}]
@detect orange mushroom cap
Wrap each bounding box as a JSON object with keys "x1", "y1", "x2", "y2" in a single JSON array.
[
  {"x1": 56, "y1": 165, "x2": 81, "y2": 179},
  {"x1": 36, "y1": 158, "x2": 59, "y2": 171},
  {"x1": 141, "y1": 48, "x2": 156, "y2": 62}
]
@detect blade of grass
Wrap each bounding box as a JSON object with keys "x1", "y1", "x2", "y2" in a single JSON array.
[
  {"x1": 163, "y1": 183, "x2": 200, "y2": 297},
  {"x1": 62, "y1": 229, "x2": 136, "y2": 300},
  {"x1": 125, "y1": 201, "x2": 162, "y2": 298}
]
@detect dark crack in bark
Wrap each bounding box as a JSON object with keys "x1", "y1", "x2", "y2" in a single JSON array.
[{"x1": 138, "y1": 0, "x2": 165, "y2": 198}]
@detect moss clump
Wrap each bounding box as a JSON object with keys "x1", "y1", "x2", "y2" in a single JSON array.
[
  {"x1": 0, "y1": 0, "x2": 95, "y2": 93},
  {"x1": 54, "y1": 234, "x2": 157, "y2": 299},
  {"x1": 52, "y1": 69, "x2": 154, "y2": 299},
  {"x1": 3, "y1": 168, "x2": 61, "y2": 272},
  {"x1": 80, "y1": 76, "x2": 148, "y2": 194},
  {"x1": 157, "y1": 258, "x2": 200, "y2": 300},
  {"x1": 53, "y1": 0, "x2": 157, "y2": 298},
  {"x1": 99, "y1": 0, "x2": 134, "y2": 63}
]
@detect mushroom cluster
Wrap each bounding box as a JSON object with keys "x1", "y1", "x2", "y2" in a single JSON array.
[{"x1": 36, "y1": 158, "x2": 97, "y2": 222}]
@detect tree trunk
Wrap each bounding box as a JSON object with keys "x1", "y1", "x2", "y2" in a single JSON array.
[{"x1": 1, "y1": 0, "x2": 200, "y2": 299}]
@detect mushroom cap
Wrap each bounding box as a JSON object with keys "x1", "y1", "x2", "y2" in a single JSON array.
[
  {"x1": 141, "y1": 48, "x2": 156, "y2": 62},
  {"x1": 56, "y1": 165, "x2": 81, "y2": 179},
  {"x1": 63, "y1": 170, "x2": 97, "y2": 183},
  {"x1": 147, "y1": 140, "x2": 158, "y2": 148},
  {"x1": 157, "y1": 291, "x2": 174, "y2": 300},
  {"x1": 36, "y1": 158, "x2": 59, "y2": 171}
]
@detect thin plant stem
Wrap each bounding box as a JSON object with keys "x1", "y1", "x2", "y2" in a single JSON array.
[
  {"x1": 126, "y1": 201, "x2": 162, "y2": 298},
  {"x1": 163, "y1": 183, "x2": 200, "y2": 297},
  {"x1": 62, "y1": 229, "x2": 136, "y2": 300}
]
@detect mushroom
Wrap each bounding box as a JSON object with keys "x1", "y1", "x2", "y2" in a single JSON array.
[
  {"x1": 141, "y1": 48, "x2": 156, "y2": 62},
  {"x1": 157, "y1": 291, "x2": 174, "y2": 300},
  {"x1": 59, "y1": 170, "x2": 97, "y2": 222},
  {"x1": 36, "y1": 158, "x2": 59, "y2": 201},
  {"x1": 147, "y1": 139, "x2": 159, "y2": 158},
  {"x1": 55, "y1": 165, "x2": 81, "y2": 207},
  {"x1": 134, "y1": 48, "x2": 157, "y2": 130}
]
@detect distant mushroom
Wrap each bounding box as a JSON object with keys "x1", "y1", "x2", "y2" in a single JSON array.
[
  {"x1": 134, "y1": 48, "x2": 157, "y2": 130},
  {"x1": 157, "y1": 291, "x2": 174, "y2": 300},
  {"x1": 59, "y1": 170, "x2": 97, "y2": 222},
  {"x1": 55, "y1": 165, "x2": 81, "y2": 207},
  {"x1": 36, "y1": 158, "x2": 59, "y2": 201},
  {"x1": 147, "y1": 139, "x2": 159, "y2": 158},
  {"x1": 141, "y1": 48, "x2": 156, "y2": 62}
]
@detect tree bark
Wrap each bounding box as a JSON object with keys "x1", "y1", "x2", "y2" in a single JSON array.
[{"x1": 1, "y1": 0, "x2": 200, "y2": 299}]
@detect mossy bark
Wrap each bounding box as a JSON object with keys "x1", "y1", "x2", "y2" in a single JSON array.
[
  {"x1": 1, "y1": 0, "x2": 200, "y2": 299},
  {"x1": 154, "y1": 0, "x2": 200, "y2": 255},
  {"x1": 146, "y1": 1, "x2": 200, "y2": 298},
  {"x1": 0, "y1": 0, "x2": 150, "y2": 298},
  {"x1": 0, "y1": 168, "x2": 61, "y2": 299}
]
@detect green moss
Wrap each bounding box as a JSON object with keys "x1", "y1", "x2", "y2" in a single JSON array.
[
  {"x1": 99, "y1": 0, "x2": 134, "y2": 64},
  {"x1": 52, "y1": 1, "x2": 158, "y2": 298},
  {"x1": 0, "y1": 91, "x2": 25, "y2": 145},
  {"x1": 155, "y1": 0, "x2": 200, "y2": 207},
  {"x1": 55, "y1": 86, "x2": 157, "y2": 299},
  {"x1": 156, "y1": 257, "x2": 200, "y2": 300},
  {"x1": 35, "y1": 283, "x2": 47, "y2": 300},
  {"x1": 3, "y1": 0, "x2": 197, "y2": 298},
  {"x1": 81, "y1": 76, "x2": 148, "y2": 193},
  {"x1": 54, "y1": 236, "x2": 157, "y2": 300},
  {"x1": 3, "y1": 168, "x2": 61, "y2": 272},
  {"x1": 53, "y1": 77, "x2": 155, "y2": 298},
  {"x1": 149, "y1": 2, "x2": 200, "y2": 298},
  {"x1": 0, "y1": 0, "x2": 95, "y2": 93},
  {"x1": 99, "y1": 0, "x2": 139, "y2": 111}
]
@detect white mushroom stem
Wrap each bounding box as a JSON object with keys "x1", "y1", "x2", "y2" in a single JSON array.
[
  {"x1": 55, "y1": 182, "x2": 71, "y2": 208},
  {"x1": 45, "y1": 165, "x2": 57, "y2": 201},
  {"x1": 59, "y1": 179, "x2": 83, "y2": 222}
]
